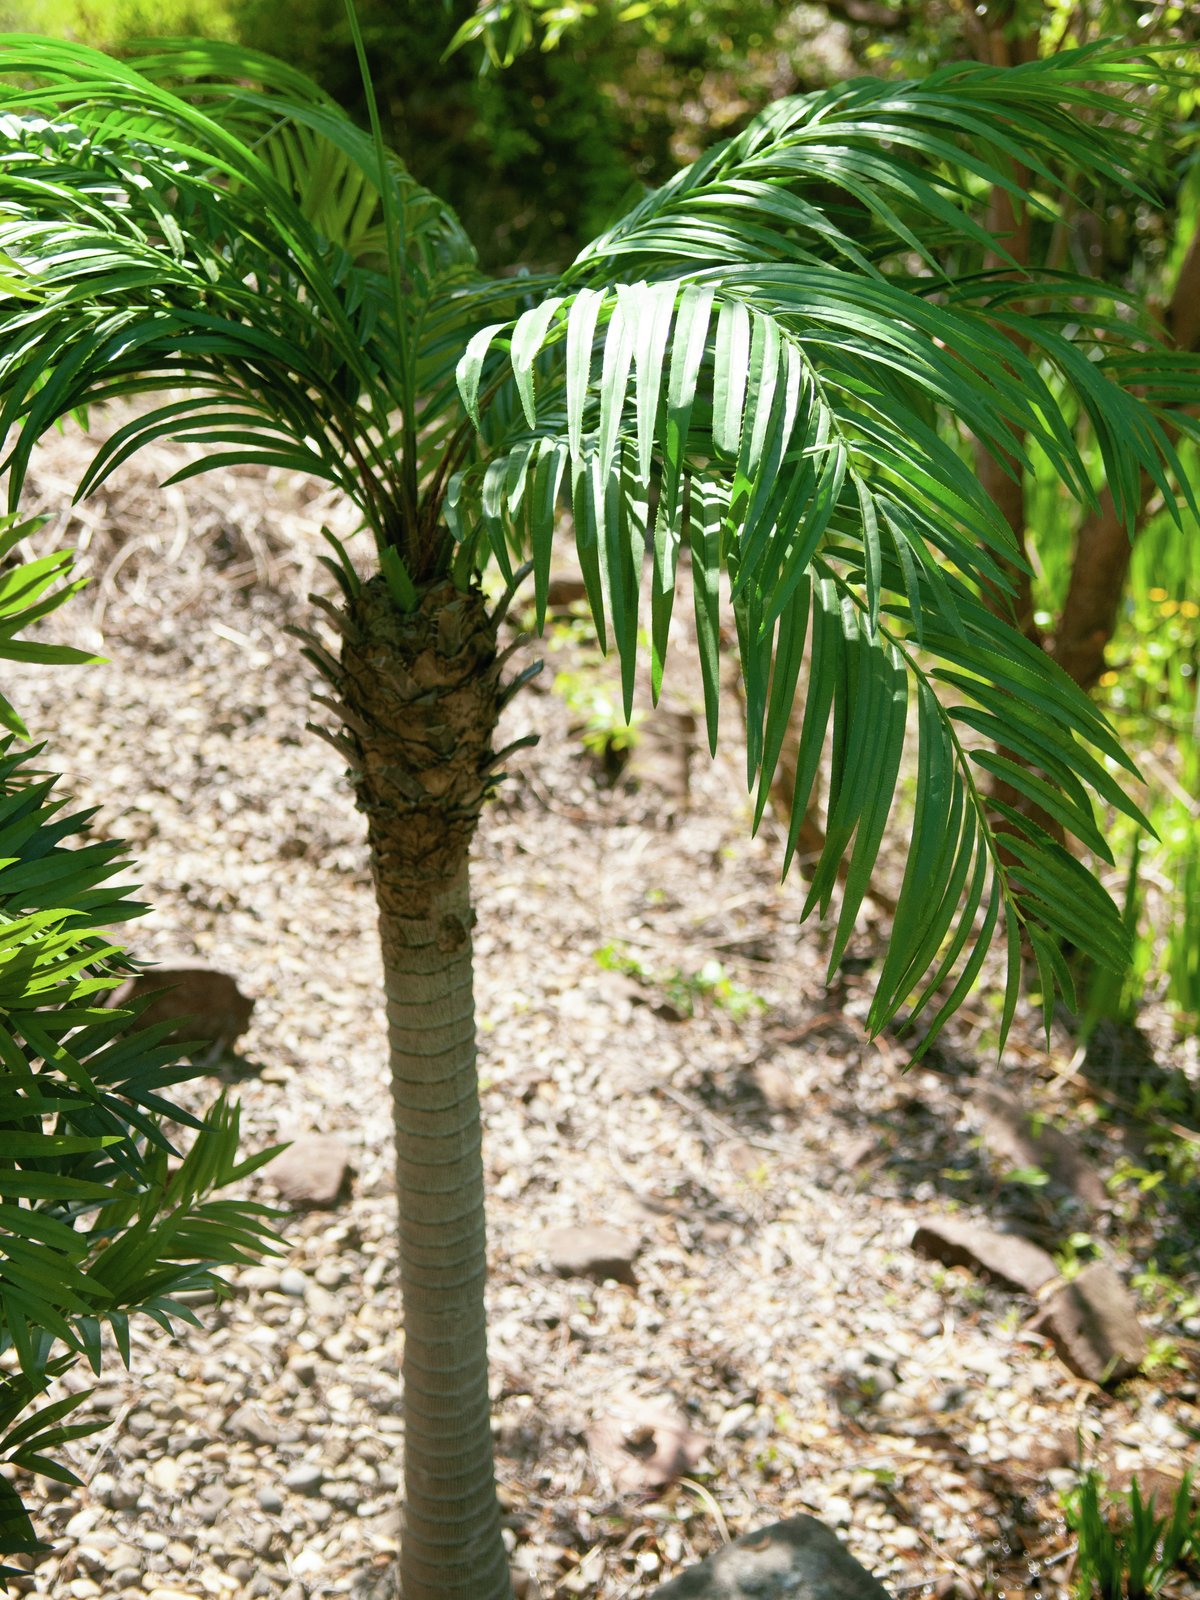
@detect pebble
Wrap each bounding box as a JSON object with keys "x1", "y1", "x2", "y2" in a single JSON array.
[
  {"x1": 278, "y1": 1267, "x2": 308, "y2": 1298},
  {"x1": 239, "y1": 1266, "x2": 283, "y2": 1293},
  {"x1": 89, "y1": 1472, "x2": 139, "y2": 1511},
  {"x1": 283, "y1": 1462, "x2": 325, "y2": 1495},
  {"x1": 257, "y1": 1485, "x2": 284, "y2": 1513},
  {"x1": 227, "y1": 1405, "x2": 280, "y2": 1448}
]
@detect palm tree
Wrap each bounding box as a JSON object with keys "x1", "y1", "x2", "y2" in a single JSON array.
[{"x1": 0, "y1": 25, "x2": 1194, "y2": 1598}]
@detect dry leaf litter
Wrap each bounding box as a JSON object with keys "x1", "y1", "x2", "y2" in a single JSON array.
[{"x1": 2, "y1": 409, "x2": 1198, "y2": 1600}]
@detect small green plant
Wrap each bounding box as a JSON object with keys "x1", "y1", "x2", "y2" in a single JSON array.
[
  {"x1": 553, "y1": 666, "x2": 645, "y2": 761},
  {"x1": 1107, "y1": 1157, "x2": 1168, "y2": 1199},
  {"x1": 593, "y1": 943, "x2": 766, "y2": 1021},
  {"x1": 1140, "y1": 1335, "x2": 1184, "y2": 1374},
  {"x1": 1132, "y1": 1259, "x2": 1200, "y2": 1322},
  {"x1": 1002, "y1": 1164, "x2": 1052, "y2": 1190},
  {"x1": 1055, "y1": 1232, "x2": 1099, "y2": 1280},
  {"x1": 1063, "y1": 1467, "x2": 1200, "y2": 1599},
  {"x1": 545, "y1": 608, "x2": 654, "y2": 766}
]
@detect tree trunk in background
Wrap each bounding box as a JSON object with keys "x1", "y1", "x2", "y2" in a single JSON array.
[
  {"x1": 1051, "y1": 491, "x2": 1136, "y2": 693},
  {"x1": 1051, "y1": 219, "x2": 1200, "y2": 691},
  {"x1": 333, "y1": 576, "x2": 512, "y2": 1600},
  {"x1": 968, "y1": 0, "x2": 1038, "y2": 637}
]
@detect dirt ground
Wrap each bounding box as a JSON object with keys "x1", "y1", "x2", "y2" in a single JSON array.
[{"x1": 4, "y1": 413, "x2": 1199, "y2": 1599}]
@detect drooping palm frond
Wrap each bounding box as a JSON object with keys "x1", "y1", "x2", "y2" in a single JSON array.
[
  {"x1": 447, "y1": 48, "x2": 1200, "y2": 1052},
  {"x1": 0, "y1": 35, "x2": 536, "y2": 572}
]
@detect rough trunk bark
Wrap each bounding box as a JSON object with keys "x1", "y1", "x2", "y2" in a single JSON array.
[{"x1": 332, "y1": 574, "x2": 512, "y2": 1600}]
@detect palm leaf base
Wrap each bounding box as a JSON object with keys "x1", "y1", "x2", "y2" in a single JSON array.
[{"x1": 335, "y1": 577, "x2": 511, "y2": 1600}]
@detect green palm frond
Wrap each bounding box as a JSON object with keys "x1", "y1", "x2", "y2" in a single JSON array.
[
  {"x1": 447, "y1": 48, "x2": 1200, "y2": 1051},
  {"x1": 568, "y1": 45, "x2": 1175, "y2": 281},
  {"x1": 0, "y1": 34, "x2": 515, "y2": 566},
  {"x1": 2, "y1": 35, "x2": 1194, "y2": 1054}
]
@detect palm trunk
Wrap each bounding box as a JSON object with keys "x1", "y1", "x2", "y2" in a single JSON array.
[{"x1": 331, "y1": 573, "x2": 512, "y2": 1600}]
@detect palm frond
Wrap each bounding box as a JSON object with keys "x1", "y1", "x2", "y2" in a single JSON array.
[
  {"x1": 454, "y1": 43, "x2": 1196, "y2": 1043},
  {"x1": 0, "y1": 35, "x2": 490, "y2": 564}
]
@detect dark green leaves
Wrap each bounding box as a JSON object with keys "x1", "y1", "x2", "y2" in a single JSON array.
[
  {"x1": 444, "y1": 49, "x2": 1191, "y2": 1052},
  {"x1": 0, "y1": 736, "x2": 284, "y2": 1530},
  {"x1": 0, "y1": 34, "x2": 1183, "y2": 1064}
]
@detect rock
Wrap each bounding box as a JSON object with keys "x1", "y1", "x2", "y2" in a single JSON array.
[
  {"x1": 545, "y1": 575, "x2": 590, "y2": 610},
  {"x1": 227, "y1": 1404, "x2": 279, "y2": 1447},
  {"x1": 266, "y1": 1135, "x2": 353, "y2": 1208},
  {"x1": 89, "y1": 1471, "x2": 139, "y2": 1510},
  {"x1": 108, "y1": 965, "x2": 254, "y2": 1050},
  {"x1": 256, "y1": 1486, "x2": 284, "y2": 1514},
  {"x1": 238, "y1": 1265, "x2": 282, "y2": 1293},
  {"x1": 544, "y1": 1224, "x2": 639, "y2": 1287},
  {"x1": 192, "y1": 1483, "x2": 231, "y2": 1524},
  {"x1": 587, "y1": 1394, "x2": 706, "y2": 1493},
  {"x1": 751, "y1": 1061, "x2": 805, "y2": 1114},
  {"x1": 278, "y1": 1266, "x2": 308, "y2": 1298},
  {"x1": 103, "y1": 1544, "x2": 143, "y2": 1575},
  {"x1": 283, "y1": 1462, "x2": 325, "y2": 1495},
  {"x1": 972, "y1": 1086, "x2": 1107, "y2": 1208},
  {"x1": 625, "y1": 708, "x2": 696, "y2": 804},
  {"x1": 912, "y1": 1218, "x2": 1059, "y2": 1295},
  {"x1": 1028, "y1": 1262, "x2": 1146, "y2": 1385},
  {"x1": 645, "y1": 1515, "x2": 894, "y2": 1598},
  {"x1": 322, "y1": 1478, "x2": 362, "y2": 1510}
]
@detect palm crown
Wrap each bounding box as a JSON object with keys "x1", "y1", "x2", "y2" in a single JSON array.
[
  {"x1": 2, "y1": 37, "x2": 1192, "y2": 1044},
  {"x1": 1, "y1": 29, "x2": 1197, "y2": 1597}
]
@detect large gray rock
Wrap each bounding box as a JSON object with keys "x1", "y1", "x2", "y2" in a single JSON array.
[
  {"x1": 646, "y1": 1516, "x2": 894, "y2": 1599},
  {"x1": 1028, "y1": 1262, "x2": 1145, "y2": 1386},
  {"x1": 912, "y1": 1217, "x2": 1058, "y2": 1295}
]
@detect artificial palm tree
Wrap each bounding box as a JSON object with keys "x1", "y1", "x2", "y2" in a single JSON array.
[{"x1": 0, "y1": 23, "x2": 1196, "y2": 1597}]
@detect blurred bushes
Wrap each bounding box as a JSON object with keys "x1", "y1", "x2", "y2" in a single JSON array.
[{"x1": 9, "y1": 0, "x2": 857, "y2": 267}]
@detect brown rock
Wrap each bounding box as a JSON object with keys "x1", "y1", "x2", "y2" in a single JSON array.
[
  {"x1": 587, "y1": 1394, "x2": 706, "y2": 1494},
  {"x1": 646, "y1": 1515, "x2": 894, "y2": 1599},
  {"x1": 265, "y1": 1135, "x2": 353, "y2": 1209},
  {"x1": 544, "y1": 574, "x2": 590, "y2": 610},
  {"x1": 544, "y1": 1224, "x2": 638, "y2": 1286},
  {"x1": 1028, "y1": 1262, "x2": 1146, "y2": 1385},
  {"x1": 973, "y1": 1086, "x2": 1107, "y2": 1208},
  {"x1": 912, "y1": 1217, "x2": 1059, "y2": 1295},
  {"x1": 625, "y1": 707, "x2": 696, "y2": 803},
  {"x1": 752, "y1": 1060, "x2": 805, "y2": 1113},
  {"x1": 109, "y1": 965, "x2": 254, "y2": 1051}
]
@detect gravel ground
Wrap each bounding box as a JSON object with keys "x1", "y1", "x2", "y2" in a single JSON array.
[{"x1": 3, "y1": 414, "x2": 1199, "y2": 1600}]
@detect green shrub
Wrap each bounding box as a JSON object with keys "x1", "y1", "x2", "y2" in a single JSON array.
[{"x1": 0, "y1": 520, "x2": 282, "y2": 1572}]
